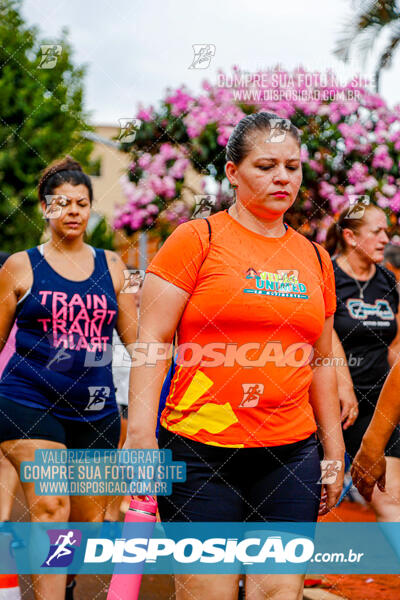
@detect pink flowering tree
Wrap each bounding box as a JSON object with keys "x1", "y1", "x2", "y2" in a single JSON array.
[{"x1": 114, "y1": 67, "x2": 400, "y2": 241}]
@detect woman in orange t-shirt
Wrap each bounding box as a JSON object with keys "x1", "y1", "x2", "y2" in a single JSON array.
[{"x1": 126, "y1": 113, "x2": 345, "y2": 600}]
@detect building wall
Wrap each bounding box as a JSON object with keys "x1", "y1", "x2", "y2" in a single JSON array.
[{"x1": 90, "y1": 125, "x2": 131, "y2": 223}]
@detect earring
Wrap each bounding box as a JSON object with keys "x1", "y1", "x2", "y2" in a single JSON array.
[{"x1": 231, "y1": 184, "x2": 237, "y2": 202}]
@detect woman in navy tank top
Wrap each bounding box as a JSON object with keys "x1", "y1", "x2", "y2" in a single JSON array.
[{"x1": 0, "y1": 157, "x2": 137, "y2": 600}]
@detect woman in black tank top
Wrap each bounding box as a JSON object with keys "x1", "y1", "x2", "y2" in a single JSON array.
[
  {"x1": 326, "y1": 202, "x2": 400, "y2": 521},
  {"x1": 0, "y1": 157, "x2": 137, "y2": 600}
]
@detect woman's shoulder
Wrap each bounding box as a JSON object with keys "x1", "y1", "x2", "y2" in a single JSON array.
[
  {"x1": 2, "y1": 250, "x2": 33, "y2": 276},
  {"x1": 288, "y1": 229, "x2": 332, "y2": 267},
  {"x1": 161, "y1": 217, "x2": 215, "y2": 249},
  {"x1": 0, "y1": 251, "x2": 33, "y2": 298},
  {"x1": 376, "y1": 263, "x2": 398, "y2": 288}
]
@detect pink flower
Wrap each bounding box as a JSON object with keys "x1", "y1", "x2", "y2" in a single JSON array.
[
  {"x1": 300, "y1": 147, "x2": 309, "y2": 162},
  {"x1": 329, "y1": 195, "x2": 348, "y2": 213},
  {"x1": 137, "y1": 189, "x2": 156, "y2": 206},
  {"x1": 147, "y1": 203, "x2": 160, "y2": 215},
  {"x1": 148, "y1": 175, "x2": 165, "y2": 195},
  {"x1": 136, "y1": 106, "x2": 154, "y2": 122},
  {"x1": 165, "y1": 89, "x2": 194, "y2": 116},
  {"x1": 372, "y1": 146, "x2": 394, "y2": 170},
  {"x1": 381, "y1": 183, "x2": 396, "y2": 197},
  {"x1": 138, "y1": 153, "x2": 152, "y2": 169},
  {"x1": 148, "y1": 155, "x2": 167, "y2": 177},
  {"x1": 363, "y1": 176, "x2": 378, "y2": 190},
  {"x1": 159, "y1": 143, "x2": 178, "y2": 160},
  {"x1": 390, "y1": 192, "x2": 400, "y2": 212},
  {"x1": 347, "y1": 162, "x2": 368, "y2": 185},
  {"x1": 309, "y1": 160, "x2": 323, "y2": 173},
  {"x1": 169, "y1": 158, "x2": 189, "y2": 179},
  {"x1": 376, "y1": 192, "x2": 391, "y2": 208},
  {"x1": 319, "y1": 182, "x2": 335, "y2": 199},
  {"x1": 163, "y1": 175, "x2": 177, "y2": 199}
]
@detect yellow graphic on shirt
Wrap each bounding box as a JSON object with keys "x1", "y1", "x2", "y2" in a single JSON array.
[
  {"x1": 165, "y1": 369, "x2": 239, "y2": 436},
  {"x1": 168, "y1": 402, "x2": 239, "y2": 436},
  {"x1": 172, "y1": 369, "x2": 213, "y2": 413}
]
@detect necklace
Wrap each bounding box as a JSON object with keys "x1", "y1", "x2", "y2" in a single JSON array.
[{"x1": 337, "y1": 256, "x2": 375, "y2": 300}]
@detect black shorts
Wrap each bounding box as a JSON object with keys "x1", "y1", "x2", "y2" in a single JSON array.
[
  {"x1": 343, "y1": 412, "x2": 400, "y2": 461},
  {"x1": 157, "y1": 427, "x2": 321, "y2": 522},
  {"x1": 0, "y1": 396, "x2": 120, "y2": 449}
]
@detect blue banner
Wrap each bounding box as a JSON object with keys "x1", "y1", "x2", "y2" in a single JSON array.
[{"x1": 1, "y1": 522, "x2": 400, "y2": 574}]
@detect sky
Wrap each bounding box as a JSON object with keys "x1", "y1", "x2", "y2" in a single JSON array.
[{"x1": 21, "y1": 0, "x2": 400, "y2": 125}]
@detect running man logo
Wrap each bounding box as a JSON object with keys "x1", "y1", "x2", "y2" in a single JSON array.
[
  {"x1": 38, "y1": 45, "x2": 62, "y2": 69},
  {"x1": 118, "y1": 119, "x2": 142, "y2": 144},
  {"x1": 239, "y1": 383, "x2": 264, "y2": 408},
  {"x1": 265, "y1": 119, "x2": 291, "y2": 143},
  {"x1": 347, "y1": 299, "x2": 394, "y2": 321},
  {"x1": 42, "y1": 529, "x2": 81, "y2": 567},
  {"x1": 319, "y1": 460, "x2": 342, "y2": 485},
  {"x1": 46, "y1": 345, "x2": 72, "y2": 372},
  {"x1": 46, "y1": 331, "x2": 73, "y2": 372},
  {"x1": 345, "y1": 195, "x2": 369, "y2": 220},
  {"x1": 192, "y1": 194, "x2": 216, "y2": 219},
  {"x1": 44, "y1": 195, "x2": 68, "y2": 219},
  {"x1": 121, "y1": 269, "x2": 144, "y2": 294},
  {"x1": 85, "y1": 386, "x2": 110, "y2": 411},
  {"x1": 188, "y1": 44, "x2": 216, "y2": 69}
]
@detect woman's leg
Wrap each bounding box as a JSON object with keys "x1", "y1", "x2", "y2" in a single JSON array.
[
  {"x1": 243, "y1": 437, "x2": 321, "y2": 600},
  {"x1": 175, "y1": 574, "x2": 240, "y2": 600},
  {"x1": 65, "y1": 411, "x2": 121, "y2": 589},
  {"x1": 370, "y1": 456, "x2": 400, "y2": 521},
  {"x1": 104, "y1": 411, "x2": 126, "y2": 521},
  {"x1": 158, "y1": 428, "x2": 244, "y2": 598},
  {"x1": 0, "y1": 438, "x2": 70, "y2": 600},
  {"x1": 246, "y1": 574, "x2": 305, "y2": 600},
  {"x1": 0, "y1": 449, "x2": 19, "y2": 520}
]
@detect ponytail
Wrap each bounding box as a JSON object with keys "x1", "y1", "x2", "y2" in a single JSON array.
[{"x1": 325, "y1": 222, "x2": 342, "y2": 256}]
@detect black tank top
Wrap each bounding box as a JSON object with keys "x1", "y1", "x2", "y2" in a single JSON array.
[{"x1": 332, "y1": 258, "x2": 399, "y2": 412}]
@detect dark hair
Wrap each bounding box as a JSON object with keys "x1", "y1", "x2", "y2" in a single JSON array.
[
  {"x1": 225, "y1": 112, "x2": 301, "y2": 165},
  {"x1": 325, "y1": 203, "x2": 382, "y2": 256},
  {"x1": 38, "y1": 156, "x2": 93, "y2": 205}
]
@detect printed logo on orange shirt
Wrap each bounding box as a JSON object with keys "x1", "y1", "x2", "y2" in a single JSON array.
[{"x1": 243, "y1": 269, "x2": 308, "y2": 299}]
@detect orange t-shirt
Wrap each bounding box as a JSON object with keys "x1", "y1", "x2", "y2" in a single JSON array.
[{"x1": 146, "y1": 210, "x2": 336, "y2": 448}]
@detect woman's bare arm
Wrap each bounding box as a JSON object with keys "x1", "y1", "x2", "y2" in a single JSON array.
[
  {"x1": 309, "y1": 315, "x2": 345, "y2": 513},
  {"x1": 105, "y1": 250, "x2": 138, "y2": 349},
  {"x1": 388, "y1": 307, "x2": 400, "y2": 368},
  {"x1": 351, "y1": 360, "x2": 400, "y2": 501},
  {"x1": 332, "y1": 328, "x2": 359, "y2": 430},
  {"x1": 124, "y1": 273, "x2": 190, "y2": 448},
  {"x1": 0, "y1": 253, "x2": 31, "y2": 352}
]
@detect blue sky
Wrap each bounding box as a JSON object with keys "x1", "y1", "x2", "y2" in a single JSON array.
[{"x1": 22, "y1": 0, "x2": 400, "y2": 124}]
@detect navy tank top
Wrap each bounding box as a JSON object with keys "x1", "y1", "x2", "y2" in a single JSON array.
[{"x1": 0, "y1": 246, "x2": 118, "y2": 421}]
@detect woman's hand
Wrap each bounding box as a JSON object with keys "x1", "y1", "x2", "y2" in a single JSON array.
[
  {"x1": 318, "y1": 456, "x2": 345, "y2": 515},
  {"x1": 351, "y1": 442, "x2": 386, "y2": 502},
  {"x1": 338, "y1": 385, "x2": 359, "y2": 430}
]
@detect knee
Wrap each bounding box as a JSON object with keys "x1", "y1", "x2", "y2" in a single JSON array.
[
  {"x1": 31, "y1": 496, "x2": 70, "y2": 522},
  {"x1": 371, "y1": 488, "x2": 400, "y2": 521},
  {"x1": 246, "y1": 577, "x2": 303, "y2": 600}
]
